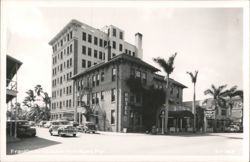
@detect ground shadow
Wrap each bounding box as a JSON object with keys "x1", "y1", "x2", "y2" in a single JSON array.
[
  {"x1": 7, "y1": 136, "x2": 61, "y2": 155},
  {"x1": 148, "y1": 132, "x2": 244, "y2": 139}
]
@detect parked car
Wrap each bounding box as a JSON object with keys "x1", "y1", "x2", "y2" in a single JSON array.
[
  {"x1": 76, "y1": 122, "x2": 96, "y2": 133},
  {"x1": 44, "y1": 121, "x2": 52, "y2": 128},
  {"x1": 38, "y1": 121, "x2": 48, "y2": 127},
  {"x1": 28, "y1": 121, "x2": 36, "y2": 127},
  {"x1": 225, "y1": 124, "x2": 240, "y2": 132},
  {"x1": 84, "y1": 122, "x2": 97, "y2": 133},
  {"x1": 7, "y1": 120, "x2": 36, "y2": 137},
  {"x1": 49, "y1": 120, "x2": 77, "y2": 137},
  {"x1": 69, "y1": 121, "x2": 79, "y2": 127},
  {"x1": 76, "y1": 125, "x2": 88, "y2": 133}
]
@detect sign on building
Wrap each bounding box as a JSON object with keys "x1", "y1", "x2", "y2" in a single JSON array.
[{"x1": 205, "y1": 110, "x2": 215, "y2": 119}]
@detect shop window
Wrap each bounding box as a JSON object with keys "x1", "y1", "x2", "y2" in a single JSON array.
[{"x1": 111, "y1": 110, "x2": 115, "y2": 124}]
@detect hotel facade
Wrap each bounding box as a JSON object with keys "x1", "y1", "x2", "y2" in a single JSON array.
[{"x1": 49, "y1": 19, "x2": 190, "y2": 132}]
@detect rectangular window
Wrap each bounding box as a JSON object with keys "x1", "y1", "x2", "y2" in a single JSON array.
[
  {"x1": 96, "y1": 74, "x2": 100, "y2": 86},
  {"x1": 88, "y1": 48, "x2": 92, "y2": 56},
  {"x1": 82, "y1": 46, "x2": 86, "y2": 54},
  {"x1": 112, "y1": 41, "x2": 116, "y2": 49},
  {"x1": 111, "y1": 88, "x2": 116, "y2": 102},
  {"x1": 112, "y1": 28, "x2": 116, "y2": 37},
  {"x1": 104, "y1": 41, "x2": 107, "y2": 47},
  {"x1": 101, "y1": 91, "x2": 104, "y2": 100},
  {"x1": 96, "y1": 92, "x2": 99, "y2": 104},
  {"x1": 177, "y1": 89, "x2": 180, "y2": 98},
  {"x1": 125, "y1": 49, "x2": 128, "y2": 54},
  {"x1": 119, "y1": 32, "x2": 123, "y2": 40},
  {"x1": 82, "y1": 32, "x2": 86, "y2": 41},
  {"x1": 69, "y1": 99, "x2": 71, "y2": 107},
  {"x1": 94, "y1": 50, "x2": 98, "y2": 58},
  {"x1": 111, "y1": 110, "x2": 115, "y2": 124},
  {"x1": 142, "y1": 72, "x2": 147, "y2": 84},
  {"x1": 92, "y1": 75, "x2": 96, "y2": 87},
  {"x1": 112, "y1": 68, "x2": 116, "y2": 81},
  {"x1": 70, "y1": 31, "x2": 72, "y2": 39},
  {"x1": 92, "y1": 93, "x2": 95, "y2": 104},
  {"x1": 70, "y1": 44, "x2": 72, "y2": 53},
  {"x1": 88, "y1": 34, "x2": 92, "y2": 43},
  {"x1": 119, "y1": 44, "x2": 123, "y2": 52},
  {"x1": 99, "y1": 39, "x2": 103, "y2": 47},
  {"x1": 88, "y1": 61, "x2": 91, "y2": 67},
  {"x1": 101, "y1": 71, "x2": 104, "y2": 81},
  {"x1": 112, "y1": 53, "x2": 116, "y2": 57},
  {"x1": 129, "y1": 50, "x2": 131, "y2": 55},
  {"x1": 94, "y1": 37, "x2": 98, "y2": 45},
  {"x1": 132, "y1": 52, "x2": 135, "y2": 56},
  {"x1": 170, "y1": 87, "x2": 174, "y2": 95},
  {"x1": 99, "y1": 51, "x2": 102, "y2": 60},
  {"x1": 69, "y1": 58, "x2": 72, "y2": 67},
  {"x1": 82, "y1": 59, "x2": 86, "y2": 68},
  {"x1": 136, "y1": 70, "x2": 141, "y2": 78}
]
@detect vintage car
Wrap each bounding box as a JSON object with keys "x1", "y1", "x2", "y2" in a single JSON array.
[
  {"x1": 44, "y1": 121, "x2": 52, "y2": 128},
  {"x1": 49, "y1": 120, "x2": 77, "y2": 137},
  {"x1": 77, "y1": 122, "x2": 96, "y2": 133},
  {"x1": 38, "y1": 121, "x2": 48, "y2": 127},
  {"x1": 225, "y1": 124, "x2": 240, "y2": 132},
  {"x1": 7, "y1": 120, "x2": 36, "y2": 137}
]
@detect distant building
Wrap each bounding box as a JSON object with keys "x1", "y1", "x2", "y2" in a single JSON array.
[
  {"x1": 71, "y1": 53, "x2": 188, "y2": 132},
  {"x1": 49, "y1": 19, "x2": 143, "y2": 120},
  {"x1": 183, "y1": 96, "x2": 243, "y2": 132}
]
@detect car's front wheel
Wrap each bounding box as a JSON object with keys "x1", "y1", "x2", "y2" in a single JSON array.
[
  {"x1": 73, "y1": 134, "x2": 76, "y2": 137},
  {"x1": 58, "y1": 131, "x2": 63, "y2": 137}
]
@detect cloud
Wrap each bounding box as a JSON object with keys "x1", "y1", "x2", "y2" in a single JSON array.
[{"x1": 6, "y1": 6, "x2": 48, "y2": 39}]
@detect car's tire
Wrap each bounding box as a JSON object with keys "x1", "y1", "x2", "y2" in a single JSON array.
[
  {"x1": 50, "y1": 131, "x2": 53, "y2": 136},
  {"x1": 73, "y1": 134, "x2": 76, "y2": 137},
  {"x1": 58, "y1": 131, "x2": 63, "y2": 137}
]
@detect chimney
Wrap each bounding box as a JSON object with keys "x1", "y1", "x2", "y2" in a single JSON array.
[{"x1": 135, "y1": 32, "x2": 143, "y2": 59}]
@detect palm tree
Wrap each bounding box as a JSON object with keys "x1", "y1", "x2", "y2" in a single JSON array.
[
  {"x1": 153, "y1": 53, "x2": 177, "y2": 134},
  {"x1": 224, "y1": 86, "x2": 243, "y2": 127},
  {"x1": 41, "y1": 92, "x2": 51, "y2": 120},
  {"x1": 35, "y1": 84, "x2": 43, "y2": 96},
  {"x1": 187, "y1": 70, "x2": 198, "y2": 133},
  {"x1": 23, "y1": 89, "x2": 36, "y2": 108},
  {"x1": 204, "y1": 84, "x2": 228, "y2": 132}
]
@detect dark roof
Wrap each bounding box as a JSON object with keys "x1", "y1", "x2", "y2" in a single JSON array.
[
  {"x1": 153, "y1": 74, "x2": 187, "y2": 88},
  {"x1": 72, "y1": 53, "x2": 159, "y2": 79},
  {"x1": 6, "y1": 55, "x2": 22, "y2": 84}
]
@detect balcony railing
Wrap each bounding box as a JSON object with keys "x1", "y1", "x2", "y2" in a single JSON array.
[{"x1": 6, "y1": 79, "x2": 17, "y2": 91}]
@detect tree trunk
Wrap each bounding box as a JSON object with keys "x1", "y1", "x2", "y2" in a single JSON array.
[
  {"x1": 193, "y1": 83, "x2": 196, "y2": 133},
  {"x1": 164, "y1": 74, "x2": 169, "y2": 134}
]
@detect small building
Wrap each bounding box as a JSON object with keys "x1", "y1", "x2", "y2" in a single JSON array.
[
  {"x1": 72, "y1": 53, "x2": 188, "y2": 133},
  {"x1": 6, "y1": 55, "x2": 22, "y2": 138}
]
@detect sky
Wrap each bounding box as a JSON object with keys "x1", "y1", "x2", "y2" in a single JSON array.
[{"x1": 4, "y1": 2, "x2": 243, "y2": 104}]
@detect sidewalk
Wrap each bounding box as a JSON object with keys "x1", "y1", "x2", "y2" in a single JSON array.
[{"x1": 7, "y1": 135, "x2": 20, "y2": 143}]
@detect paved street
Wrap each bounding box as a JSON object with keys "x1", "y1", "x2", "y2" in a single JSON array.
[{"x1": 7, "y1": 127, "x2": 243, "y2": 156}]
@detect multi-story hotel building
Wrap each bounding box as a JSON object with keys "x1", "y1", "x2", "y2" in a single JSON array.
[
  {"x1": 72, "y1": 53, "x2": 188, "y2": 132},
  {"x1": 49, "y1": 19, "x2": 143, "y2": 121}
]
